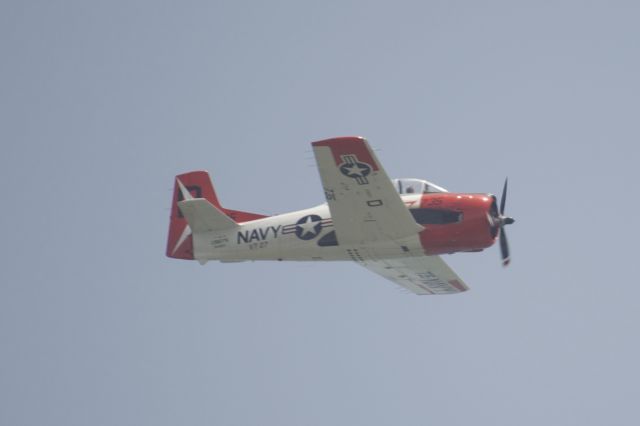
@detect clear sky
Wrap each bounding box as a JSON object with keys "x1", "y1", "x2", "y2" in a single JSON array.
[{"x1": 2, "y1": 1, "x2": 639, "y2": 425}]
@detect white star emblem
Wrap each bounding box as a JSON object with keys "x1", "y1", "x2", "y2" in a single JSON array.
[
  {"x1": 344, "y1": 163, "x2": 367, "y2": 177},
  {"x1": 172, "y1": 223, "x2": 192, "y2": 255},
  {"x1": 296, "y1": 216, "x2": 321, "y2": 238},
  {"x1": 172, "y1": 178, "x2": 193, "y2": 255}
]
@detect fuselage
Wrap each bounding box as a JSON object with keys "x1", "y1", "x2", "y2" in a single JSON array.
[{"x1": 192, "y1": 192, "x2": 498, "y2": 263}]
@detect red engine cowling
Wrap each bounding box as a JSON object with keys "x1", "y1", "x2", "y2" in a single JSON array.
[{"x1": 410, "y1": 193, "x2": 498, "y2": 255}]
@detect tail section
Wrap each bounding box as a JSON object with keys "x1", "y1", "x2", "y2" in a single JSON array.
[
  {"x1": 166, "y1": 171, "x2": 268, "y2": 260},
  {"x1": 178, "y1": 199, "x2": 237, "y2": 233}
]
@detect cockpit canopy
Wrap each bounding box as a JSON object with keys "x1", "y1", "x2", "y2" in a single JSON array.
[{"x1": 392, "y1": 178, "x2": 448, "y2": 195}]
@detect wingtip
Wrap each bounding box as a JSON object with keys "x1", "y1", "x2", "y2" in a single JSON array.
[{"x1": 311, "y1": 136, "x2": 366, "y2": 147}]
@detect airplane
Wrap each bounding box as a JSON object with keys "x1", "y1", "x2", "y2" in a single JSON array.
[{"x1": 166, "y1": 136, "x2": 515, "y2": 295}]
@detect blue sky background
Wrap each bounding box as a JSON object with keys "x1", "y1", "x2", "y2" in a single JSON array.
[{"x1": 2, "y1": 1, "x2": 639, "y2": 425}]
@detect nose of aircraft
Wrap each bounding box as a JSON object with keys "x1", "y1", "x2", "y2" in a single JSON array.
[{"x1": 486, "y1": 179, "x2": 515, "y2": 265}]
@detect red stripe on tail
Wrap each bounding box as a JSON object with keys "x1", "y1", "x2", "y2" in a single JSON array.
[{"x1": 166, "y1": 171, "x2": 268, "y2": 260}]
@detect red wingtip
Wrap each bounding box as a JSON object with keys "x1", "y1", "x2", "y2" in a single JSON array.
[{"x1": 311, "y1": 136, "x2": 379, "y2": 171}]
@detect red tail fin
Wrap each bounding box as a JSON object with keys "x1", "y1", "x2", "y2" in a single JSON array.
[{"x1": 166, "y1": 171, "x2": 268, "y2": 259}]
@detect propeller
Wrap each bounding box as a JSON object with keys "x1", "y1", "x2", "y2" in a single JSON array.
[{"x1": 496, "y1": 178, "x2": 515, "y2": 266}]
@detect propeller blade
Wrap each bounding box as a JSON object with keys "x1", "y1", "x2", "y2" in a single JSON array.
[
  {"x1": 486, "y1": 212, "x2": 495, "y2": 228},
  {"x1": 499, "y1": 227, "x2": 510, "y2": 267},
  {"x1": 500, "y1": 178, "x2": 508, "y2": 215}
]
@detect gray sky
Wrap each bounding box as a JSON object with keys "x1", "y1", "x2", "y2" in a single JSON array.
[{"x1": 2, "y1": 1, "x2": 639, "y2": 425}]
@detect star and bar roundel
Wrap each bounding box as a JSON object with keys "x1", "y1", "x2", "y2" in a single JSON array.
[
  {"x1": 338, "y1": 154, "x2": 372, "y2": 185},
  {"x1": 282, "y1": 214, "x2": 333, "y2": 240}
]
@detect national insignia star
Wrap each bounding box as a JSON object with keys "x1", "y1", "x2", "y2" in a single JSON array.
[
  {"x1": 296, "y1": 216, "x2": 321, "y2": 238},
  {"x1": 345, "y1": 163, "x2": 367, "y2": 177}
]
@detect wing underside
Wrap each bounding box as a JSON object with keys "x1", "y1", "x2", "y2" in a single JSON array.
[{"x1": 361, "y1": 254, "x2": 469, "y2": 295}]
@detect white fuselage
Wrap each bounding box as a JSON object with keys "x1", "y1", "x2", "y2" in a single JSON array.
[{"x1": 192, "y1": 195, "x2": 424, "y2": 263}]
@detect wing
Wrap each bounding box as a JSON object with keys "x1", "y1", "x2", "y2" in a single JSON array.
[
  {"x1": 312, "y1": 137, "x2": 423, "y2": 245},
  {"x1": 362, "y1": 254, "x2": 469, "y2": 295}
]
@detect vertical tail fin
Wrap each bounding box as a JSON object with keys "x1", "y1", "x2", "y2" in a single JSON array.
[
  {"x1": 166, "y1": 171, "x2": 215, "y2": 259},
  {"x1": 166, "y1": 171, "x2": 268, "y2": 260}
]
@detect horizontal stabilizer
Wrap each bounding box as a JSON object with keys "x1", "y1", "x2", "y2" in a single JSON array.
[{"x1": 178, "y1": 199, "x2": 238, "y2": 233}]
